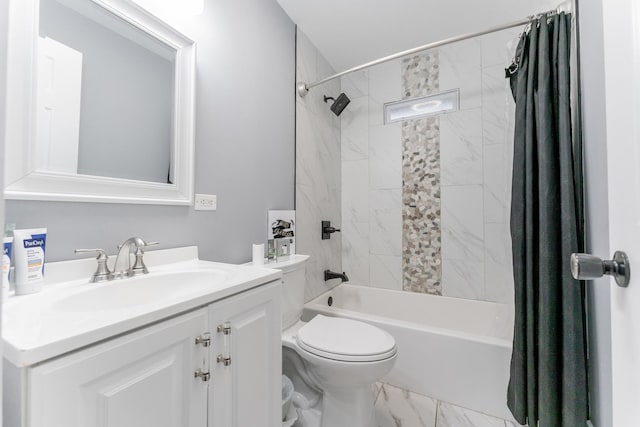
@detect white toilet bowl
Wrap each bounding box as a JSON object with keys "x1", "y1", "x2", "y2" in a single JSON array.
[
  {"x1": 282, "y1": 315, "x2": 397, "y2": 427},
  {"x1": 262, "y1": 254, "x2": 397, "y2": 427}
]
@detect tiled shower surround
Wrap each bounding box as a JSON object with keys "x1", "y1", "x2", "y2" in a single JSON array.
[
  {"x1": 341, "y1": 29, "x2": 519, "y2": 304},
  {"x1": 295, "y1": 29, "x2": 343, "y2": 302}
]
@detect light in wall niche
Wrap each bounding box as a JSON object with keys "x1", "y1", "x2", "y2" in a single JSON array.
[{"x1": 383, "y1": 89, "x2": 459, "y2": 124}]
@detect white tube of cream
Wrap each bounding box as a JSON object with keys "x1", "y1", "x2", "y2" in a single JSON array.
[
  {"x1": 13, "y1": 228, "x2": 47, "y2": 295},
  {"x1": 2, "y1": 237, "x2": 12, "y2": 301}
]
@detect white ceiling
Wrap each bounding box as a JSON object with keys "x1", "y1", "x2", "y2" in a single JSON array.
[{"x1": 276, "y1": 0, "x2": 560, "y2": 73}]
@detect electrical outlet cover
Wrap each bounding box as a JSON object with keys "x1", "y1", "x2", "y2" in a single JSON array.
[{"x1": 195, "y1": 194, "x2": 217, "y2": 211}]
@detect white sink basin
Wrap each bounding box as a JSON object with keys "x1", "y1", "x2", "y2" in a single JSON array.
[{"x1": 52, "y1": 270, "x2": 230, "y2": 312}]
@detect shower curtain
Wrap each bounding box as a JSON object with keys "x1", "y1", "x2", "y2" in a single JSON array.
[{"x1": 506, "y1": 12, "x2": 588, "y2": 427}]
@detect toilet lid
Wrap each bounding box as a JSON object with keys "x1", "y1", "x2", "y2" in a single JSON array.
[{"x1": 296, "y1": 315, "x2": 397, "y2": 362}]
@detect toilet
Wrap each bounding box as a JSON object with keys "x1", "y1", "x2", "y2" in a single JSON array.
[{"x1": 271, "y1": 254, "x2": 397, "y2": 427}]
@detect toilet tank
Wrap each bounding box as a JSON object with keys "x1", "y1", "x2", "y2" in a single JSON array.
[{"x1": 266, "y1": 254, "x2": 309, "y2": 330}]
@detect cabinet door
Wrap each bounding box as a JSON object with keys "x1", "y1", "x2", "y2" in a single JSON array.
[
  {"x1": 29, "y1": 309, "x2": 209, "y2": 427},
  {"x1": 209, "y1": 281, "x2": 282, "y2": 427}
]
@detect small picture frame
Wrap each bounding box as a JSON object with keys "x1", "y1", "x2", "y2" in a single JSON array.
[{"x1": 268, "y1": 210, "x2": 296, "y2": 253}]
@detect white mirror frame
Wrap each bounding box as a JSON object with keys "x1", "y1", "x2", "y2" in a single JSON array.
[{"x1": 4, "y1": 0, "x2": 196, "y2": 205}]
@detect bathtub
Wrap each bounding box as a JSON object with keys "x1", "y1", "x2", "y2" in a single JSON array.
[{"x1": 303, "y1": 284, "x2": 515, "y2": 421}]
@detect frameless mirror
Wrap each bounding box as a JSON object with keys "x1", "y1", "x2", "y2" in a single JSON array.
[{"x1": 5, "y1": 0, "x2": 196, "y2": 205}]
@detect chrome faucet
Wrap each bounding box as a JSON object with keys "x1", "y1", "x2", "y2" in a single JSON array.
[
  {"x1": 112, "y1": 237, "x2": 158, "y2": 279},
  {"x1": 75, "y1": 237, "x2": 158, "y2": 283}
]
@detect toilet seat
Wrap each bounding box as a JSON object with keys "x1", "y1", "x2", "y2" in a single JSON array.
[{"x1": 296, "y1": 315, "x2": 397, "y2": 362}]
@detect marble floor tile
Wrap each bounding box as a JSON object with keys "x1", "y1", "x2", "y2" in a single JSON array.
[
  {"x1": 372, "y1": 382, "x2": 382, "y2": 402},
  {"x1": 376, "y1": 384, "x2": 438, "y2": 427},
  {"x1": 436, "y1": 401, "x2": 507, "y2": 427}
]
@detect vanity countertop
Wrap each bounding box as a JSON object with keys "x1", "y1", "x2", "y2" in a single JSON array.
[{"x1": 2, "y1": 246, "x2": 281, "y2": 367}]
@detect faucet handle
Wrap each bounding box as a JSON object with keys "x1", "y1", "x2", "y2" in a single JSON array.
[
  {"x1": 117, "y1": 239, "x2": 159, "y2": 250},
  {"x1": 74, "y1": 248, "x2": 108, "y2": 259},
  {"x1": 129, "y1": 247, "x2": 150, "y2": 276},
  {"x1": 74, "y1": 248, "x2": 111, "y2": 283}
]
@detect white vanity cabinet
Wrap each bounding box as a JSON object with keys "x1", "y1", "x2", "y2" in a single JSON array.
[
  {"x1": 4, "y1": 280, "x2": 282, "y2": 427},
  {"x1": 6, "y1": 308, "x2": 209, "y2": 427}
]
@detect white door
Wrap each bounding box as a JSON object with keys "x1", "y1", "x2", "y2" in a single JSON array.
[
  {"x1": 36, "y1": 36, "x2": 83, "y2": 174},
  {"x1": 601, "y1": 0, "x2": 640, "y2": 424},
  {"x1": 208, "y1": 282, "x2": 282, "y2": 427},
  {"x1": 28, "y1": 309, "x2": 209, "y2": 427}
]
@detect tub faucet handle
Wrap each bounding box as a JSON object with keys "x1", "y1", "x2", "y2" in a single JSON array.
[{"x1": 322, "y1": 220, "x2": 341, "y2": 240}]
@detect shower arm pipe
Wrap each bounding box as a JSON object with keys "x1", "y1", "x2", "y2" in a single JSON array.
[{"x1": 297, "y1": 7, "x2": 565, "y2": 98}]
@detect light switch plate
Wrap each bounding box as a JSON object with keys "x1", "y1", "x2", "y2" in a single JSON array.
[{"x1": 194, "y1": 194, "x2": 217, "y2": 211}]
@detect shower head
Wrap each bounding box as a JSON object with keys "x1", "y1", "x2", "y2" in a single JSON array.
[{"x1": 323, "y1": 93, "x2": 351, "y2": 116}]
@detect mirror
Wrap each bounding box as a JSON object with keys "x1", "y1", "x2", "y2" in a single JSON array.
[{"x1": 5, "y1": 0, "x2": 196, "y2": 205}]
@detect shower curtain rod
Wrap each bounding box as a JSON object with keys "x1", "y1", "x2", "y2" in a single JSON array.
[{"x1": 297, "y1": 6, "x2": 564, "y2": 97}]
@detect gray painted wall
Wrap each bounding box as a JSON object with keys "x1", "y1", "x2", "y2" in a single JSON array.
[
  {"x1": 5, "y1": 0, "x2": 296, "y2": 264},
  {"x1": 577, "y1": 0, "x2": 613, "y2": 425},
  {"x1": 40, "y1": 0, "x2": 174, "y2": 183}
]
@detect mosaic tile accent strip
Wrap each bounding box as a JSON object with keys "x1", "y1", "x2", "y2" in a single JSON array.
[{"x1": 401, "y1": 52, "x2": 442, "y2": 294}]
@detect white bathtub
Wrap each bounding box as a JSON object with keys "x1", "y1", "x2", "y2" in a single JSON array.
[{"x1": 303, "y1": 284, "x2": 516, "y2": 421}]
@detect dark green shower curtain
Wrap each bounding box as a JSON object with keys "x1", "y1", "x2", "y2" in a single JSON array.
[{"x1": 507, "y1": 12, "x2": 588, "y2": 427}]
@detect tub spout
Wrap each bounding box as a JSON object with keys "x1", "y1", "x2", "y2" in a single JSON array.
[{"x1": 324, "y1": 270, "x2": 349, "y2": 283}]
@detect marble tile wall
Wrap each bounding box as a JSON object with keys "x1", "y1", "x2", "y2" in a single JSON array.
[
  {"x1": 339, "y1": 28, "x2": 520, "y2": 304},
  {"x1": 295, "y1": 29, "x2": 342, "y2": 301},
  {"x1": 374, "y1": 383, "x2": 522, "y2": 427},
  {"x1": 341, "y1": 60, "x2": 403, "y2": 290}
]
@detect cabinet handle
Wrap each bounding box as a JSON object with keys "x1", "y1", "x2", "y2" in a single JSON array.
[
  {"x1": 194, "y1": 368, "x2": 210, "y2": 382},
  {"x1": 217, "y1": 322, "x2": 232, "y2": 367}
]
